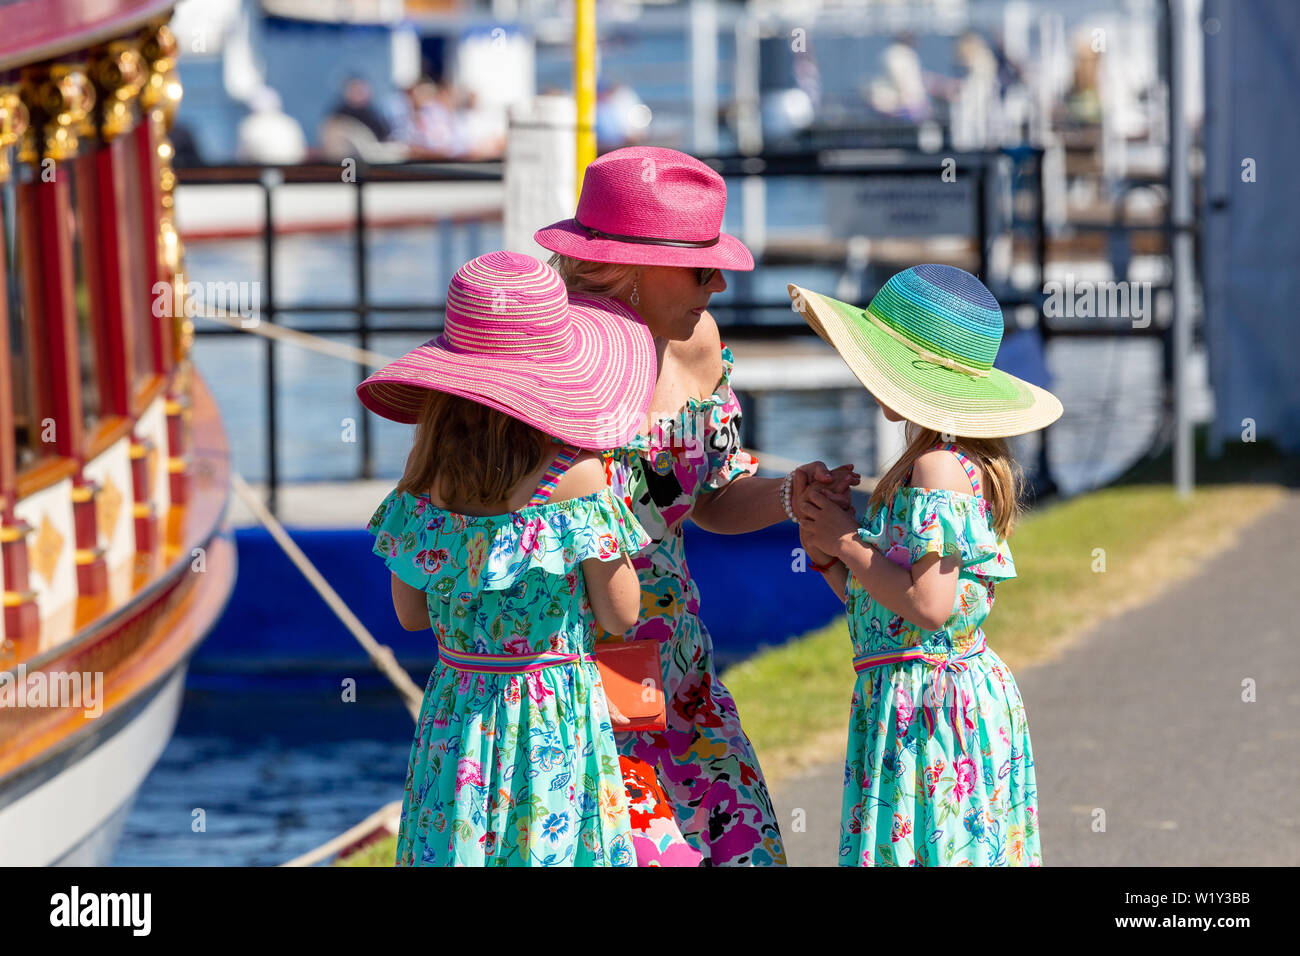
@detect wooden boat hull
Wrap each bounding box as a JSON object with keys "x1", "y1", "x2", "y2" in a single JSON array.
[
  {"x1": 0, "y1": 371, "x2": 236, "y2": 866},
  {"x1": 5, "y1": 660, "x2": 187, "y2": 866}
]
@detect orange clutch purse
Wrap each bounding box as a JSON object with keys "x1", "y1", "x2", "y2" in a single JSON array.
[{"x1": 594, "y1": 641, "x2": 667, "y2": 733}]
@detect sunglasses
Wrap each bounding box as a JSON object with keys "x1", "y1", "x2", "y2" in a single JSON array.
[{"x1": 697, "y1": 268, "x2": 718, "y2": 286}]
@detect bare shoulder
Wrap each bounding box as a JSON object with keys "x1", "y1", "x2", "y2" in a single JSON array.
[
  {"x1": 676, "y1": 311, "x2": 724, "y2": 395},
  {"x1": 549, "y1": 451, "x2": 608, "y2": 503},
  {"x1": 909, "y1": 447, "x2": 981, "y2": 496}
]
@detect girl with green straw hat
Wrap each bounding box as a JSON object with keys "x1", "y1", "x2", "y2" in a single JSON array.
[{"x1": 788, "y1": 263, "x2": 1062, "y2": 866}]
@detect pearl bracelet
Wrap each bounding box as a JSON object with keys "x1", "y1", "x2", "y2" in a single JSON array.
[{"x1": 780, "y1": 471, "x2": 798, "y2": 524}]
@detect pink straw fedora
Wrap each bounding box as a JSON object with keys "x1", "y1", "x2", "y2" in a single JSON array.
[
  {"x1": 534, "y1": 146, "x2": 755, "y2": 271},
  {"x1": 356, "y1": 251, "x2": 656, "y2": 449}
]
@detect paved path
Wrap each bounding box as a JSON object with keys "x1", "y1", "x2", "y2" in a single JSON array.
[{"x1": 770, "y1": 489, "x2": 1300, "y2": 866}]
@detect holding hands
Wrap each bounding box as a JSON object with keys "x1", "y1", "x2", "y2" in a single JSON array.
[{"x1": 790, "y1": 461, "x2": 861, "y2": 568}]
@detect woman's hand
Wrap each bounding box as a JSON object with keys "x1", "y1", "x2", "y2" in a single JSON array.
[
  {"x1": 791, "y1": 461, "x2": 860, "y2": 514},
  {"x1": 796, "y1": 484, "x2": 860, "y2": 558}
]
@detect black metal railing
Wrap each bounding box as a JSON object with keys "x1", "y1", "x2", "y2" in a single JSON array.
[{"x1": 177, "y1": 146, "x2": 1180, "y2": 512}]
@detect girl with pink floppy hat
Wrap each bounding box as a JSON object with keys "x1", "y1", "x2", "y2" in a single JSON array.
[
  {"x1": 357, "y1": 250, "x2": 698, "y2": 866},
  {"x1": 536, "y1": 146, "x2": 859, "y2": 866}
]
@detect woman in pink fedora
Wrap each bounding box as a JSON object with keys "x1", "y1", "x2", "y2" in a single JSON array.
[
  {"x1": 358, "y1": 251, "x2": 682, "y2": 865},
  {"x1": 535, "y1": 147, "x2": 859, "y2": 866}
]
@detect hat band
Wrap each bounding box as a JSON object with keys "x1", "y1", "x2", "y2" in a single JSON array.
[
  {"x1": 575, "y1": 217, "x2": 720, "y2": 248},
  {"x1": 864, "y1": 307, "x2": 990, "y2": 378}
]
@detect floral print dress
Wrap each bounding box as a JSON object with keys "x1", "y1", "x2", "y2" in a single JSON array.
[
  {"x1": 599, "y1": 344, "x2": 787, "y2": 866},
  {"x1": 367, "y1": 486, "x2": 649, "y2": 866},
  {"x1": 839, "y1": 451, "x2": 1042, "y2": 866}
]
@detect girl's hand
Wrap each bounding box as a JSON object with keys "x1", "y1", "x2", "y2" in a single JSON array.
[
  {"x1": 606, "y1": 693, "x2": 630, "y2": 727},
  {"x1": 797, "y1": 485, "x2": 859, "y2": 557},
  {"x1": 794, "y1": 470, "x2": 855, "y2": 515},
  {"x1": 792, "y1": 461, "x2": 861, "y2": 513}
]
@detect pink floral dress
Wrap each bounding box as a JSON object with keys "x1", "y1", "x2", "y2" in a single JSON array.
[{"x1": 598, "y1": 344, "x2": 787, "y2": 866}]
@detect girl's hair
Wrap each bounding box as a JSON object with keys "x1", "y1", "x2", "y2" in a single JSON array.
[
  {"x1": 868, "y1": 420, "x2": 1024, "y2": 540},
  {"x1": 394, "y1": 389, "x2": 551, "y2": 508},
  {"x1": 547, "y1": 252, "x2": 637, "y2": 297}
]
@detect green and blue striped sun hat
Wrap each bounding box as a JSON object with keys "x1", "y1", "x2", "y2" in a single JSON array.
[{"x1": 789, "y1": 264, "x2": 1062, "y2": 438}]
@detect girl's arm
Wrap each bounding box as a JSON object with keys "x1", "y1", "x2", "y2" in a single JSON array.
[
  {"x1": 799, "y1": 524, "x2": 848, "y2": 601},
  {"x1": 797, "y1": 450, "x2": 969, "y2": 630},
  {"x1": 580, "y1": 550, "x2": 640, "y2": 726},
  {"x1": 813, "y1": 558, "x2": 850, "y2": 602},
  {"x1": 580, "y1": 553, "x2": 641, "y2": 636},
  {"x1": 549, "y1": 454, "x2": 643, "y2": 635},
  {"x1": 391, "y1": 573, "x2": 431, "y2": 630},
  {"x1": 833, "y1": 532, "x2": 960, "y2": 631}
]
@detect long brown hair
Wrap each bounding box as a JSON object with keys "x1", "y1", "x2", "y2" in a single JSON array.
[
  {"x1": 394, "y1": 389, "x2": 551, "y2": 508},
  {"x1": 547, "y1": 252, "x2": 637, "y2": 297},
  {"x1": 868, "y1": 421, "x2": 1024, "y2": 540}
]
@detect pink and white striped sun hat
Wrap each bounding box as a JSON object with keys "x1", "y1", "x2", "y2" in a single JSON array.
[
  {"x1": 534, "y1": 146, "x2": 754, "y2": 271},
  {"x1": 356, "y1": 251, "x2": 655, "y2": 449}
]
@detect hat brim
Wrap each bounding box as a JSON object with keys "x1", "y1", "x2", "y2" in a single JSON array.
[
  {"x1": 356, "y1": 293, "x2": 655, "y2": 450},
  {"x1": 789, "y1": 284, "x2": 1063, "y2": 439},
  {"x1": 533, "y1": 218, "x2": 755, "y2": 271}
]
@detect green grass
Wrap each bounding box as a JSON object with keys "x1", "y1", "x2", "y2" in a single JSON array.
[
  {"x1": 979, "y1": 483, "x2": 1280, "y2": 668},
  {"x1": 333, "y1": 836, "x2": 397, "y2": 867}
]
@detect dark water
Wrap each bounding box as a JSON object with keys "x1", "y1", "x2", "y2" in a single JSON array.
[{"x1": 111, "y1": 679, "x2": 414, "y2": 867}]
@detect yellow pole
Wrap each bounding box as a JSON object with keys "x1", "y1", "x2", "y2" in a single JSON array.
[{"x1": 574, "y1": 0, "x2": 596, "y2": 195}]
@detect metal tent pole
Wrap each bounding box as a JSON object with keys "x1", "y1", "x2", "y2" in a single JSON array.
[{"x1": 1168, "y1": 0, "x2": 1195, "y2": 497}]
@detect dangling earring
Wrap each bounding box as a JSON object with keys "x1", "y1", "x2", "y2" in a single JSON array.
[{"x1": 630, "y1": 278, "x2": 640, "y2": 308}]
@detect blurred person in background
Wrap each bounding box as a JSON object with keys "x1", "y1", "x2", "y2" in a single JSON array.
[
  {"x1": 1066, "y1": 34, "x2": 1103, "y2": 126},
  {"x1": 595, "y1": 82, "x2": 651, "y2": 150},
  {"x1": 236, "y1": 86, "x2": 306, "y2": 164},
  {"x1": 459, "y1": 90, "x2": 507, "y2": 159},
  {"x1": 944, "y1": 30, "x2": 1002, "y2": 147},
  {"x1": 398, "y1": 78, "x2": 471, "y2": 158},
  {"x1": 169, "y1": 121, "x2": 202, "y2": 167},
  {"x1": 328, "y1": 73, "x2": 393, "y2": 142},
  {"x1": 869, "y1": 32, "x2": 933, "y2": 122}
]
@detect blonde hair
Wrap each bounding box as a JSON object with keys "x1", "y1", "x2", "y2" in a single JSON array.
[
  {"x1": 547, "y1": 253, "x2": 637, "y2": 298},
  {"x1": 868, "y1": 421, "x2": 1024, "y2": 540},
  {"x1": 394, "y1": 389, "x2": 550, "y2": 508}
]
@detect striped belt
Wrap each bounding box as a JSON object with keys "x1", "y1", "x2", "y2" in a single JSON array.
[
  {"x1": 852, "y1": 631, "x2": 987, "y2": 753},
  {"x1": 436, "y1": 644, "x2": 593, "y2": 675}
]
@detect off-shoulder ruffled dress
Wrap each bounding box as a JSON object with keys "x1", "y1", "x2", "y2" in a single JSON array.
[
  {"x1": 367, "y1": 486, "x2": 648, "y2": 866},
  {"x1": 841, "y1": 469, "x2": 1042, "y2": 866}
]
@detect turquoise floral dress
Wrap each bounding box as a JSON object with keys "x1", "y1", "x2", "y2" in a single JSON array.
[
  {"x1": 367, "y1": 486, "x2": 649, "y2": 866},
  {"x1": 840, "y1": 460, "x2": 1042, "y2": 866}
]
